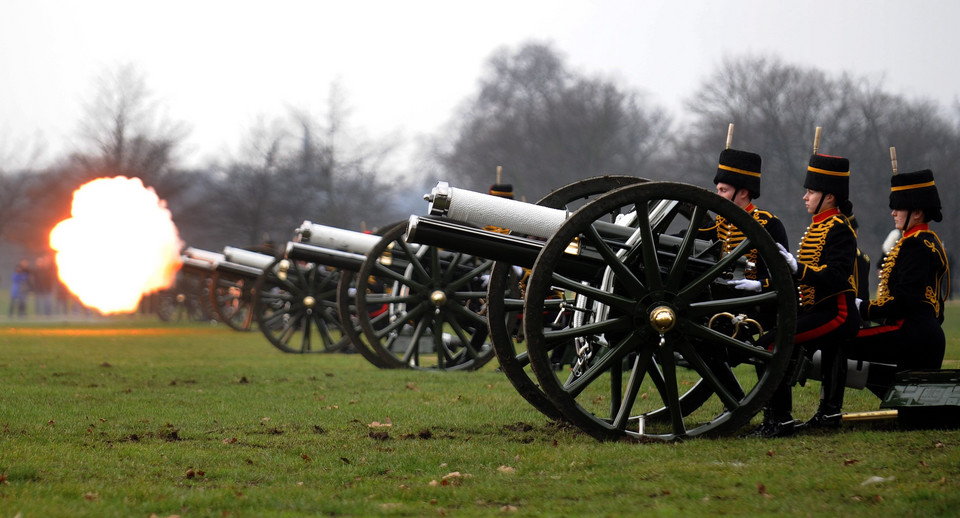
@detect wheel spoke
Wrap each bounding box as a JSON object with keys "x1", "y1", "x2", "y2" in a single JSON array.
[
  {"x1": 299, "y1": 312, "x2": 312, "y2": 353},
  {"x1": 612, "y1": 351, "x2": 654, "y2": 430},
  {"x1": 634, "y1": 206, "x2": 663, "y2": 292},
  {"x1": 581, "y1": 224, "x2": 644, "y2": 296},
  {"x1": 675, "y1": 236, "x2": 751, "y2": 304},
  {"x1": 542, "y1": 315, "x2": 632, "y2": 348},
  {"x1": 680, "y1": 321, "x2": 774, "y2": 361},
  {"x1": 543, "y1": 273, "x2": 637, "y2": 314},
  {"x1": 654, "y1": 342, "x2": 686, "y2": 436},
  {"x1": 559, "y1": 330, "x2": 643, "y2": 397},
  {"x1": 665, "y1": 204, "x2": 707, "y2": 291},
  {"x1": 372, "y1": 260, "x2": 427, "y2": 291},
  {"x1": 446, "y1": 301, "x2": 488, "y2": 329},
  {"x1": 374, "y1": 303, "x2": 428, "y2": 340},
  {"x1": 686, "y1": 291, "x2": 780, "y2": 319},
  {"x1": 674, "y1": 335, "x2": 743, "y2": 410},
  {"x1": 400, "y1": 316, "x2": 430, "y2": 366}
]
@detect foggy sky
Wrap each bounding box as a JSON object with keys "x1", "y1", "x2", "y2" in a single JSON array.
[{"x1": 2, "y1": 0, "x2": 958, "y2": 169}]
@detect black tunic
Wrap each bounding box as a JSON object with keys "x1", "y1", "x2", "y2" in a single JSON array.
[{"x1": 850, "y1": 224, "x2": 949, "y2": 369}]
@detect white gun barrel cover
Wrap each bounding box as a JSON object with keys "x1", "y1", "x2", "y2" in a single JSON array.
[
  {"x1": 296, "y1": 221, "x2": 382, "y2": 255},
  {"x1": 222, "y1": 246, "x2": 275, "y2": 270},
  {"x1": 426, "y1": 181, "x2": 568, "y2": 239}
]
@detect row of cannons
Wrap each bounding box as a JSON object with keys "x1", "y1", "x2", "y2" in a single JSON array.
[{"x1": 163, "y1": 176, "x2": 954, "y2": 440}]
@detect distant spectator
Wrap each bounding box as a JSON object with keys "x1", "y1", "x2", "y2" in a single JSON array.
[
  {"x1": 8, "y1": 259, "x2": 31, "y2": 318},
  {"x1": 33, "y1": 254, "x2": 56, "y2": 316}
]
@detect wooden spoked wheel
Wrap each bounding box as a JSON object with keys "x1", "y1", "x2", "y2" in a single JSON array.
[
  {"x1": 522, "y1": 182, "x2": 797, "y2": 440},
  {"x1": 254, "y1": 259, "x2": 351, "y2": 354},
  {"x1": 352, "y1": 223, "x2": 497, "y2": 370},
  {"x1": 486, "y1": 175, "x2": 649, "y2": 421}
]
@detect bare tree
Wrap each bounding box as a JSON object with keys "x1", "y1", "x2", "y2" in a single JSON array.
[
  {"x1": 432, "y1": 42, "x2": 673, "y2": 200},
  {"x1": 0, "y1": 134, "x2": 46, "y2": 243},
  {"x1": 205, "y1": 85, "x2": 405, "y2": 249},
  {"x1": 74, "y1": 63, "x2": 189, "y2": 188}
]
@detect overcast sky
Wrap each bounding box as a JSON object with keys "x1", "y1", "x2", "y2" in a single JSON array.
[{"x1": 3, "y1": 0, "x2": 958, "y2": 169}]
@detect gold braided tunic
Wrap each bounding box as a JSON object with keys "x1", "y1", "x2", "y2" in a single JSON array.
[
  {"x1": 864, "y1": 223, "x2": 949, "y2": 322},
  {"x1": 698, "y1": 203, "x2": 789, "y2": 288},
  {"x1": 795, "y1": 208, "x2": 858, "y2": 310}
]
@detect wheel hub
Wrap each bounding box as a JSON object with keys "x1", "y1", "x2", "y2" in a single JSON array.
[
  {"x1": 430, "y1": 290, "x2": 447, "y2": 307},
  {"x1": 303, "y1": 296, "x2": 316, "y2": 308},
  {"x1": 649, "y1": 305, "x2": 676, "y2": 334}
]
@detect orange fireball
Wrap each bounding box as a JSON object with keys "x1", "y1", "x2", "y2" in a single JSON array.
[{"x1": 49, "y1": 176, "x2": 183, "y2": 314}]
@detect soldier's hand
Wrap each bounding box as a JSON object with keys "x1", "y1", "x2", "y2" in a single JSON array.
[
  {"x1": 728, "y1": 278, "x2": 762, "y2": 292},
  {"x1": 777, "y1": 243, "x2": 798, "y2": 274}
]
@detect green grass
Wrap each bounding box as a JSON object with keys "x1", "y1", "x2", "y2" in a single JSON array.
[{"x1": 2, "y1": 309, "x2": 960, "y2": 517}]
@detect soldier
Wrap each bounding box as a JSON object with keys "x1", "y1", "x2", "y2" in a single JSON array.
[
  {"x1": 697, "y1": 141, "x2": 791, "y2": 403},
  {"x1": 700, "y1": 146, "x2": 791, "y2": 291},
  {"x1": 848, "y1": 169, "x2": 950, "y2": 390},
  {"x1": 751, "y1": 152, "x2": 862, "y2": 437},
  {"x1": 488, "y1": 183, "x2": 514, "y2": 200}
]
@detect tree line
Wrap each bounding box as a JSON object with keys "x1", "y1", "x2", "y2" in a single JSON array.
[{"x1": 2, "y1": 43, "x2": 958, "y2": 294}]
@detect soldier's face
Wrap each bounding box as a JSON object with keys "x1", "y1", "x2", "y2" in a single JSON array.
[
  {"x1": 892, "y1": 209, "x2": 909, "y2": 230},
  {"x1": 716, "y1": 182, "x2": 736, "y2": 201},
  {"x1": 716, "y1": 182, "x2": 750, "y2": 209},
  {"x1": 803, "y1": 189, "x2": 835, "y2": 214},
  {"x1": 803, "y1": 189, "x2": 822, "y2": 214},
  {"x1": 891, "y1": 209, "x2": 922, "y2": 231}
]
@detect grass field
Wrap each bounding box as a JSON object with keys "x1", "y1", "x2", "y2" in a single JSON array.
[{"x1": 1, "y1": 304, "x2": 960, "y2": 517}]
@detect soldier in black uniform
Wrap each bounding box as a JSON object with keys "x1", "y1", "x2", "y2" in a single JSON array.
[
  {"x1": 751, "y1": 153, "x2": 862, "y2": 437},
  {"x1": 848, "y1": 169, "x2": 950, "y2": 389},
  {"x1": 699, "y1": 147, "x2": 791, "y2": 290},
  {"x1": 697, "y1": 147, "x2": 791, "y2": 402}
]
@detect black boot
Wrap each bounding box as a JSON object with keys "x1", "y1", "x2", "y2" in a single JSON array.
[
  {"x1": 743, "y1": 381, "x2": 798, "y2": 438},
  {"x1": 801, "y1": 347, "x2": 846, "y2": 431}
]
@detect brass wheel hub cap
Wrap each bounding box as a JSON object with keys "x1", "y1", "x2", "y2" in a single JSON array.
[{"x1": 649, "y1": 305, "x2": 676, "y2": 334}]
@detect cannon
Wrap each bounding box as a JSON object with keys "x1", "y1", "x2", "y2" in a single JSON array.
[
  {"x1": 177, "y1": 246, "x2": 273, "y2": 331},
  {"x1": 252, "y1": 220, "x2": 499, "y2": 371},
  {"x1": 156, "y1": 249, "x2": 219, "y2": 322},
  {"x1": 406, "y1": 177, "x2": 798, "y2": 440},
  {"x1": 250, "y1": 223, "x2": 384, "y2": 358}
]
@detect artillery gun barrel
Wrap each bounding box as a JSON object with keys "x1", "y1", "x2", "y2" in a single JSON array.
[
  {"x1": 295, "y1": 220, "x2": 382, "y2": 254},
  {"x1": 183, "y1": 247, "x2": 225, "y2": 265},
  {"x1": 407, "y1": 216, "x2": 738, "y2": 279},
  {"x1": 408, "y1": 216, "x2": 603, "y2": 277},
  {"x1": 425, "y1": 182, "x2": 568, "y2": 239},
  {"x1": 424, "y1": 181, "x2": 685, "y2": 242},
  {"x1": 284, "y1": 241, "x2": 369, "y2": 272},
  {"x1": 180, "y1": 256, "x2": 217, "y2": 275},
  {"x1": 213, "y1": 260, "x2": 263, "y2": 279},
  {"x1": 223, "y1": 246, "x2": 275, "y2": 270}
]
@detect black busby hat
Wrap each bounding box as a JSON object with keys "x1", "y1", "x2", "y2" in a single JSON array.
[
  {"x1": 488, "y1": 183, "x2": 514, "y2": 199},
  {"x1": 804, "y1": 154, "x2": 850, "y2": 200},
  {"x1": 890, "y1": 169, "x2": 941, "y2": 220},
  {"x1": 714, "y1": 148, "x2": 762, "y2": 198}
]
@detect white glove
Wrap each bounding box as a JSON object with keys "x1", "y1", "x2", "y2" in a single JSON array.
[
  {"x1": 728, "y1": 278, "x2": 762, "y2": 292},
  {"x1": 480, "y1": 273, "x2": 491, "y2": 288},
  {"x1": 855, "y1": 298, "x2": 863, "y2": 311},
  {"x1": 777, "y1": 243, "x2": 798, "y2": 274}
]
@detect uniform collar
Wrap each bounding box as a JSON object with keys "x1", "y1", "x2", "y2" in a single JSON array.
[
  {"x1": 743, "y1": 203, "x2": 756, "y2": 213},
  {"x1": 812, "y1": 207, "x2": 840, "y2": 224},
  {"x1": 904, "y1": 223, "x2": 930, "y2": 238}
]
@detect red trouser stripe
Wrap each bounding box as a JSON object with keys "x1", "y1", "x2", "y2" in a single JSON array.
[
  {"x1": 856, "y1": 319, "x2": 905, "y2": 338},
  {"x1": 796, "y1": 295, "x2": 848, "y2": 343}
]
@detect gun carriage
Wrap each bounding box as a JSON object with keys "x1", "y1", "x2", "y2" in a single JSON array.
[
  {"x1": 156, "y1": 250, "x2": 217, "y2": 322},
  {"x1": 406, "y1": 177, "x2": 799, "y2": 440},
  {"x1": 252, "y1": 220, "x2": 499, "y2": 371},
  {"x1": 178, "y1": 246, "x2": 273, "y2": 331}
]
